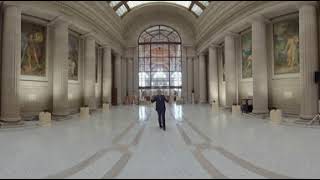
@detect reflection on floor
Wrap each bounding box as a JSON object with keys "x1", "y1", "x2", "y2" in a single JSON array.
[{"x1": 0, "y1": 104, "x2": 319, "y2": 179}]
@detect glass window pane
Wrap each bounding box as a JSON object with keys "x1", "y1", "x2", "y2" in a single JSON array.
[
  {"x1": 191, "y1": 3, "x2": 203, "y2": 16},
  {"x1": 127, "y1": 1, "x2": 191, "y2": 9},
  {"x1": 109, "y1": 1, "x2": 120, "y2": 7},
  {"x1": 116, "y1": 5, "x2": 128, "y2": 16},
  {"x1": 139, "y1": 72, "x2": 150, "y2": 87},
  {"x1": 199, "y1": 1, "x2": 209, "y2": 7},
  {"x1": 138, "y1": 25, "x2": 182, "y2": 91}
]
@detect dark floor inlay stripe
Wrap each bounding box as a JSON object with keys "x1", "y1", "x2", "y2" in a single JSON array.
[
  {"x1": 176, "y1": 124, "x2": 192, "y2": 146},
  {"x1": 193, "y1": 149, "x2": 228, "y2": 179},
  {"x1": 45, "y1": 147, "x2": 117, "y2": 179},
  {"x1": 212, "y1": 146, "x2": 294, "y2": 179},
  {"x1": 102, "y1": 152, "x2": 132, "y2": 179}
]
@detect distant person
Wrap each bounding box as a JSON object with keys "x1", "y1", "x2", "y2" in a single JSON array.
[{"x1": 151, "y1": 90, "x2": 169, "y2": 131}]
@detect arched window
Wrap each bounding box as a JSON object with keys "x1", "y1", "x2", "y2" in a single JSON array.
[{"x1": 138, "y1": 25, "x2": 182, "y2": 96}]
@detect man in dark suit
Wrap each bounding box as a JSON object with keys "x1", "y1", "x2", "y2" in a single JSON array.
[{"x1": 151, "y1": 90, "x2": 169, "y2": 131}]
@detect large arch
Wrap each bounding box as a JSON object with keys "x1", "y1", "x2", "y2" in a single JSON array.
[{"x1": 122, "y1": 3, "x2": 197, "y2": 47}]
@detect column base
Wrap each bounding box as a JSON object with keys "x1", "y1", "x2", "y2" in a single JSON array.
[
  {"x1": 252, "y1": 109, "x2": 269, "y2": 114},
  {"x1": 0, "y1": 116, "x2": 22, "y2": 123},
  {"x1": 52, "y1": 110, "x2": 70, "y2": 116},
  {"x1": 300, "y1": 114, "x2": 317, "y2": 120}
]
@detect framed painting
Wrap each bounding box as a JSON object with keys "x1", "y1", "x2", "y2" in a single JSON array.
[
  {"x1": 68, "y1": 33, "x2": 80, "y2": 81},
  {"x1": 21, "y1": 21, "x2": 46, "y2": 78},
  {"x1": 241, "y1": 31, "x2": 252, "y2": 80},
  {"x1": 273, "y1": 18, "x2": 299, "y2": 76}
]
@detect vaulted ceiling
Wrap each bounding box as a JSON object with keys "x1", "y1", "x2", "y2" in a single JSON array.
[{"x1": 108, "y1": 1, "x2": 210, "y2": 17}]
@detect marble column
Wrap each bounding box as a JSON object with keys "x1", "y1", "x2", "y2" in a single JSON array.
[
  {"x1": 252, "y1": 17, "x2": 269, "y2": 114},
  {"x1": 122, "y1": 57, "x2": 127, "y2": 104},
  {"x1": 133, "y1": 47, "x2": 139, "y2": 98},
  {"x1": 187, "y1": 57, "x2": 194, "y2": 103},
  {"x1": 84, "y1": 35, "x2": 96, "y2": 110},
  {"x1": 115, "y1": 54, "x2": 122, "y2": 105},
  {"x1": 127, "y1": 58, "x2": 134, "y2": 96},
  {"x1": 208, "y1": 46, "x2": 219, "y2": 104},
  {"x1": 1, "y1": 5, "x2": 21, "y2": 122},
  {"x1": 193, "y1": 57, "x2": 199, "y2": 103},
  {"x1": 299, "y1": 4, "x2": 319, "y2": 119},
  {"x1": 102, "y1": 46, "x2": 112, "y2": 104},
  {"x1": 199, "y1": 53, "x2": 207, "y2": 103},
  {"x1": 52, "y1": 18, "x2": 69, "y2": 116},
  {"x1": 224, "y1": 34, "x2": 237, "y2": 107},
  {"x1": 182, "y1": 46, "x2": 187, "y2": 103}
]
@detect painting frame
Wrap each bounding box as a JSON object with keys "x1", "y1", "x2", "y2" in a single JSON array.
[
  {"x1": 20, "y1": 16, "x2": 49, "y2": 82},
  {"x1": 240, "y1": 29, "x2": 253, "y2": 81},
  {"x1": 68, "y1": 30, "x2": 81, "y2": 83},
  {"x1": 271, "y1": 13, "x2": 300, "y2": 80}
]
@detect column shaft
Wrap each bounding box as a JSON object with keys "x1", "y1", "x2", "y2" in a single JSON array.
[
  {"x1": 300, "y1": 5, "x2": 319, "y2": 119},
  {"x1": 127, "y1": 58, "x2": 134, "y2": 96},
  {"x1": 84, "y1": 36, "x2": 96, "y2": 110},
  {"x1": 1, "y1": 6, "x2": 21, "y2": 122},
  {"x1": 102, "y1": 47, "x2": 112, "y2": 104},
  {"x1": 252, "y1": 19, "x2": 269, "y2": 114},
  {"x1": 133, "y1": 47, "x2": 139, "y2": 98},
  {"x1": 52, "y1": 19, "x2": 69, "y2": 115},
  {"x1": 208, "y1": 46, "x2": 219, "y2": 104},
  {"x1": 115, "y1": 55, "x2": 122, "y2": 105},
  {"x1": 225, "y1": 35, "x2": 237, "y2": 107},
  {"x1": 122, "y1": 57, "x2": 127, "y2": 103},
  {"x1": 193, "y1": 57, "x2": 199, "y2": 103},
  {"x1": 182, "y1": 46, "x2": 187, "y2": 103},
  {"x1": 199, "y1": 54, "x2": 207, "y2": 103},
  {"x1": 187, "y1": 57, "x2": 194, "y2": 103}
]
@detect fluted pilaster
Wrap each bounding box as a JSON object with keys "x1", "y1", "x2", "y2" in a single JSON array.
[
  {"x1": 208, "y1": 46, "x2": 219, "y2": 104},
  {"x1": 299, "y1": 5, "x2": 319, "y2": 119},
  {"x1": 102, "y1": 46, "x2": 112, "y2": 104},
  {"x1": 252, "y1": 17, "x2": 269, "y2": 114},
  {"x1": 1, "y1": 5, "x2": 22, "y2": 122},
  {"x1": 52, "y1": 18, "x2": 69, "y2": 115},
  {"x1": 225, "y1": 35, "x2": 237, "y2": 107},
  {"x1": 84, "y1": 35, "x2": 96, "y2": 110}
]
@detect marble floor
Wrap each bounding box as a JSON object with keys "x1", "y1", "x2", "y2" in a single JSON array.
[{"x1": 0, "y1": 104, "x2": 320, "y2": 179}]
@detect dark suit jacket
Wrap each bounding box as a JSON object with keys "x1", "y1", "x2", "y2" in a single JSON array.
[{"x1": 151, "y1": 95, "x2": 169, "y2": 112}]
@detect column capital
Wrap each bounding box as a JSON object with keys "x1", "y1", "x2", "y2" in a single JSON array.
[
  {"x1": 296, "y1": 2, "x2": 317, "y2": 10},
  {"x1": 128, "y1": 58, "x2": 134, "y2": 62},
  {"x1": 224, "y1": 31, "x2": 240, "y2": 38},
  {"x1": 102, "y1": 45, "x2": 111, "y2": 49},
  {"x1": 248, "y1": 14, "x2": 271, "y2": 24},
  {"x1": 209, "y1": 44, "x2": 220, "y2": 49},
  {"x1": 81, "y1": 32, "x2": 95, "y2": 40},
  {"x1": 4, "y1": 4, "x2": 22, "y2": 10},
  {"x1": 197, "y1": 52, "x2": 206, "y2": 57},
  {"x1": 47, "y1": 15, "x2": 69, "y2": 27}
]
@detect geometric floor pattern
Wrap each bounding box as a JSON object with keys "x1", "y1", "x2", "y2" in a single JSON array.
[{"x1": 0, "y1": 104, "x2": 319, "y2": 179}]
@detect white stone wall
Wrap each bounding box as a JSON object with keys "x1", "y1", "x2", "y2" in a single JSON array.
[{"x1": 0, "y1": 1, "x2": 123, "y2": 118}]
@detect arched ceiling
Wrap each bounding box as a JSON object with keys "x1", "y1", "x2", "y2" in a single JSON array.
[
  {"x1": 122, "y1": 3, "x2": 197, "y2": 46},
  {"x1": 108, "y1": 1, "x2": 210, "y2": 17}
]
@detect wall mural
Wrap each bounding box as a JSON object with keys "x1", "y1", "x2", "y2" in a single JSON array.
[
  {"x1": 241, "y1": 31, "x2": 253, "y2": 79},
  {"x1": 21, "y1": 21, "x2": 46, "y2": 77},
  {"x1": 273, "y1": 18, "x2": 299, "y2": 75},
  {"x1": 68, "y1": 33, "x2": 79, "y2": 81}
]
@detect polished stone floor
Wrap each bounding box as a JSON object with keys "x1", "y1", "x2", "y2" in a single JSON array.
[{"x1": 0, "y1": 104, "x2": 320, "y2": 179}]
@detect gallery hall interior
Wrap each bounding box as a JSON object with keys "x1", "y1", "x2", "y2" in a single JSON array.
[{"x1": 0, "y1": 0, "x2": 320, "y2": 179}]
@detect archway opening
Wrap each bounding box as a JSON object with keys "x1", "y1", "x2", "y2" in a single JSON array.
[{"x1": 138, "y1": 25, "x2": 182, "y2": 100}]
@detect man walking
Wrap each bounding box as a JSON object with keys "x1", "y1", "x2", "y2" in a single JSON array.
[{"x1": 151, "y1": 90, "x2": 169, "y2": 131}]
